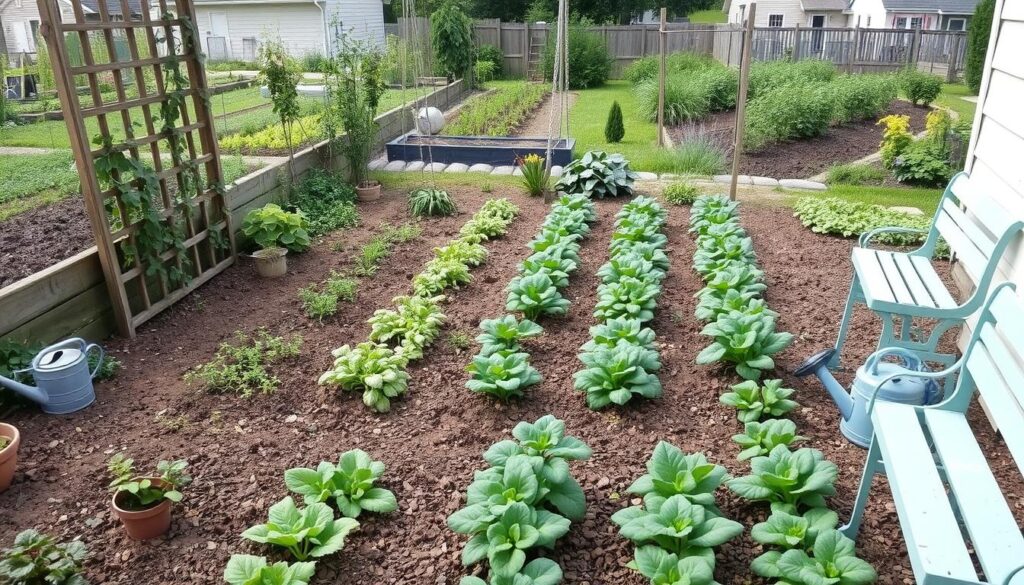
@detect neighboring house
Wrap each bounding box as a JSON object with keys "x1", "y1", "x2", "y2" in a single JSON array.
[
  {"x1": 846, "y1": 0, "x2": 981, "y2": 30},
  {"x1": 723, "y1": 0, "x2": 849, "y2": 28},
  {"x1": 1, "y1": 0, "x2": 145, "y2": 57},
  {"x1": 192, "y1": 0, "x2": 386, "y2": 62}
]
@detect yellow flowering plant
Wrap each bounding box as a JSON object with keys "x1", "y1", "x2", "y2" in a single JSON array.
[
  {"x1": 518, "y1": 153, "x2": 547, "y2": 198},
  {"x1": 877, "y1": 114, "x2": 912, "y2": 169}
]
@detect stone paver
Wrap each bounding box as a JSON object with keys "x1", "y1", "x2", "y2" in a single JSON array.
[
  {"x1": 512, "y1": 168, "x2": 524, "y2": 177},
  {"x1": 779, "y1": 178, "x2": 827, "y2": 191},
  {"x1": 383, "y1": 160, "x2": 407, "y2": 172},
  {"x1": 549, "y1": 165, "x2": 563, "y2": 177},
  {"x1": 368, "y1": 158, "x2": 388, "y2": 170},
  {"x1": 660, "y1": 173, "x2": 678, "y2": 180},
  {"x1": 889, "y1": 205, "x2": 925, "y2": 216},
  {"x1": 445, "y1": 163, "x2": 469, "y2": 173},
  {"x1": 636, "y1": 172, "x2": 658, "y2": 181},
  {"x1": 491, "y1": 166, "x2": 515, "y2": 175},
  {"x1": 713, "y1": 174, "x2": 752, "y2": 184},
  {"x1": 751, "y1": 176, "x2": 780, "y2": 187},
  {"x1": 425, "y1": 162, "x2": 448, "y2": 172},
  {"x1": 468, "y1": 164, "x2": 494, "y2": 173},
  {"x1": 403, "y1": 161, "x2": 426, "y2": 172}
]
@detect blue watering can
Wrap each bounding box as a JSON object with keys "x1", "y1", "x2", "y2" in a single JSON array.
[
  {"x1": 795, "y1": 347, "x2": 940, "y2": 448},
  {"x1": 0, "y1": 338, "x2": 104, "y2": 414}
]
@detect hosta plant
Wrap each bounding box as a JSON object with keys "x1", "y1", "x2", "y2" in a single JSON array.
[
  {"x1": 574, "y1": 344, "x2": 662, "y2": 409},
  {"x1": 555, "y1": 150, "x2": 639, "y2": 198},
  {"x1": 368, "y1": 295, "x2": 446, "y2": 360},
  {"x1": 466, "y1": 352, "x2": 542, "y2": 400},
  {"x1": 476, "y1": 315, "x2": 544, "y2": 357},
  {"x1": 611, "y1": 494, "x2": 743, "y2": 564},
  {"x1": 626, "y1": 442, "x2": 729, "y2": 512},
  {"x1": 696, "y1": 310, "x2": 793, "y2": 380},
  {"x1": 318, "y1": 342, "x2": 409, "y2": 412},
  {"x1": 580, "y1": 318, "x2": 656, "y2": 353},
  {"x1": 732, "y1": 419, "x2": 805, "y2": 461},
  {"x1": 413, "y1": 258, "x2": 473, "y2": 297},
  {"x1": 241, "y1": 497, "x2": 359, "y2": 561},
  {"x1": 720, "y1": 379, "x2": 799, "y2": 423},
  {"x1": 519, "y1": 252, "x2": 576, "y2": 289},
  {"x1": 506, "y1": 273, "x2": 570, "y2": 320},
  {"x1": 435, "y1": 240, "x2": 488, "y2": 267},
  {"x1": 223, "y1": 555, "x2": 316, "y2": 585},
  {"x1": 594, "y1": 277, "x2": 662, "y2": 323},
  {"x1": 284, "y1": 449, "x2": 398, "y2": 518},
  {"x1": 0, "y1": 529, "x2": 87, "y2": 585},
  {"x1": 751, "y1": 529, "x2": 878, "y2": 585},
  {"x1": 630, "y1": 545, "x2": 716, "y2": 585},
  {"x1": 727, "y1": 445, "x2": 838, "y2": 512},
  {"x1": 750, "y1": 507, "x2": 838, "y2": 551},
  {"x1": 459, "y1": 558, "x2": 562, "y2": 585}
]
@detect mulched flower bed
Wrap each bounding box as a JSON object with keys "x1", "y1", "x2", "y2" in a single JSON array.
[
  {"x1": 669, "y1": 100, "x2": 930, "y2": 179},
  {"x1": 1, "y1": 187, "x2": 1017, "y2": 584}
]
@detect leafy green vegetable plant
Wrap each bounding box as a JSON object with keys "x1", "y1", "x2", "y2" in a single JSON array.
[
  {"x1": 750, "y1": 507, "x2": 838, "y2": 551},
  {"x1": 720, "y1": 379, "x2": 799, "y2": 422},
  {"x1": 409, "y1": 188, "x2": 457, "y2": 217},
  {"x1": 452, "y1": 502, "x2": 570, "y2": 579},
  {"x1": 242, "y1": 497, "x2": 359, "y2": 561},
  {"x1": 299, "y1": 287, "x2": 338, "y2": 322},
  {"x1": 625, "y1": 442, "x2": 729, "y2": 512},
  {"x1": 318, "y1": 342, "x2": 409, "y2": 412},
  {"x1": 506, "y1": 273, "x2": 570, "y2": 320},
  {"x1": 611, "y1": 494, "x2": 743, "y2": 563},
  {"x1": 413, "y1": 258, "x2": 473, "y2": 297},
  {"x1": 693, "y1": 234, "x2": 756, "y2": 277},
  {"x1": 630, "y1": 546, "x2": 716, "y2": 585},
  {"x1": 696, "y1": 310, "x2": 793, "y2": 380},
  {"x1": 108, "y1": 453, "x2": 191, "y2": 510},
  {"x1": 581, "y1": 318, "x2": 656, "y2": 353},
  {"x1": 242, "y1": 203, "x2": 311, "y2": 252},
  {"x1": 574, "y1": 344, "x2": 662, "y2": 409},
  {"x1": 459, "y1": 558, "x2": 562, "y2": 585},
  {"x1": 368, "y1": 295, "x2": 446, "y2": 359},
  {"x1": 732, "y1": 419, "x2": 805, "y2": 461},
  {"x1": 284, "y1": 449, "x2": 398, "y2": 518},
  {"x1": 476, "y1": 315, "x2": 543, "y2": 357},
  {"x1": 555, "y1": 151, "x2": 638, "y2": 198},
  {"x1": 435, "y1": 240, "x2": 488, "y2": 267},
  {"x1": 223, "y1": 555, "x2": 316, "y2": 585},
  {"x1": 466, "y1": 352, "x2": 542, "y2": 400},
  {"x1": 0, "y1": 529, "x2": 87, "y2": 585},
  {"x1": 727, "y1": 445, "x2": 838, "y2": 513},
  {"x1": 519, "y1": 252, "x2": 576, "y2": 289},
  {"x1": 594, "y1": 276, "x2": 662, "y2": 323},
  {"x1": 751, "y1": 529, "x2": 878, "y2": 585}
]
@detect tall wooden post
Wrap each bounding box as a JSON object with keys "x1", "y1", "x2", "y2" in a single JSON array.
[
  {"x1": 729, "y1": 1, "x2": 755, "y2": 202},
  {"x1": 793, "y1": 23, "x2": 802, "y2": 60},
  {"x1": 657, "y1": 7, "x2": 667, "y2": 147},
  {"x1": 523, "y1": 21, "x2": 529, "y2": 78}
]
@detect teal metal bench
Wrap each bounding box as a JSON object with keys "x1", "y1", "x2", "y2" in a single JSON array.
[
  {"x1": 843, "y1": 282, "x2": 1024, "y2": 585},
  {"x1": 832, "y1": 171, "x2": 1024, "y2": 369}
]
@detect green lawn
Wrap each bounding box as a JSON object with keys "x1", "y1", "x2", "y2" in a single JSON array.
[
  {"x1": 687, "y1": 9, "x2": 728, "y2": 23},
  {"x1": 800, "y1": 184, "x2": 944, "y2": 215},
  {"x1": 569, "y1": 80, "x2": 665, "y2": 172},
  {"x1": 935, "y1": 83, "x2": 977, "y2": 125}
]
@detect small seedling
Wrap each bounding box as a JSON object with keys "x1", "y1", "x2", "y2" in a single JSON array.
[
  {"x1": 299, "y1": 287, "x2": 338, "y2": 322},
  {"x1": 481, "y1": 182, "x2": 492, "y2": 193},
  {"x1": 184, "y1": 329, "x2": 302, "y2": 397},
  {"x1": 447, "y1": 331, "x2": 473, "y2": 351},
  {"x1": 324, "y1": 273, "x2": 357, "y2": 302}
]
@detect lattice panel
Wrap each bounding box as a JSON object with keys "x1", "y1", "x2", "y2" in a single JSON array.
[{"x1": 37, "y1": 0, "x2": 235, "y2": 338}]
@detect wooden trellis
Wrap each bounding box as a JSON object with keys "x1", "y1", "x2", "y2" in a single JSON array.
[{"x1": 37, "y1": 0, "x2": 235, "y2": 338}]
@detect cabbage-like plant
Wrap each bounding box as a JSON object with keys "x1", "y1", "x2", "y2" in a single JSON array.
[
  {"x1": 459, "y1": 558, "x2": 563, "y2": 585},
  {"x1": 466, "y1": 352, "x2": 542, "y2": 400},
  {"x1": 555, "y1": 150, "x2": 639, "y2": 198},
  {"x1": 368, "y1": 295, "x2": 446, "y2": 360},
  {"x1": 581, "y1": 317, "x2": 656, "y2": 353},
  {"x1": 506, "y1": 273, "x2": 570, "y2": 320},
  {"x1": 611, "y1": 224, "x2": 669, "y2": 252},
  {"x1": 732, "y1": 419, "x2": 805, "y2": 461},
  {"x1": 695, "y1": 289, "x2": 773, "y2": 323},
  {"x1": 597, "y1": 253, "x2": 665, "y2": 285},
  {"x1": 594, "y1": 276, "x2": 662, "y2": 323},
  {"x1": 413, "y1": 258, "x2": 473, "y2": 297},
  {"x1": 751, "y1": 529, "x2": 878, "y2": 585},
  {"x1": 612, "y1": 240, "x2": 670, "y2": 272},
  {"x1": 543, "y1": 207, "x2": 591, "y2": 236},
  {"x1": 318, "y1": 342, "x2": 409, "y2": 412},
  {"x1": 476, "y1": 315, "x2": 544, "y2": 357},
  {"x1": 574, "y1": 344, "x2": 662, "y2": 409},
  {"x1": 461, "y1": 215, "x2": 512, "y2": 240},
  {"x1": 553, "y1": 193, "x2": 596, "y2": 221},
  {"x1": 626, "y1": 442, "x2": 729, "y2": 512},
  {"x1": 697, "y1": 262, "x2": 765, "y2": 296},
  {"x1": 241, "y1": 497, "x2": 359, "y2": 561},
  {"x1": 750, "y1": 507, "x2": 838, "y2": 551},
  {"x1": 630, "y1": 546, "x2": 716, "y2": 585},
  {"x1": 479, "y1": 198, "x2": 520, "y2": 222},
  {"x1": 727, "y1": 445, "x2": 838, "y2": 512},
  {"x1": 619, "y1": 196, "x2": 667, "y2": 223},
  {"x1": 693, "y1": 235, "x2": 757, "y2": 277},
  {"x1": 0, "y1": 530, "x2": 87, "y2": 585},
  {"x1": 519, "y1": 252, "x2": 577, "y2": 289},
  {"x1": 611, "y1": 494, "x2": 743, "y2": 564},
  {"x1": 223, "y1": 555, "x2": 316, "y2": 585},
  {"x1": 696, "y1": 310, "x2": 793, "y2": 380},
  {"x1": 284, "y1": 449, "x2": 398, "y2": 518},
  {"x1": 528, "y1": 230, "x2": 583, "y2": 265},
  {"x1": 450, "y1": 501, "x2": 570, "y2": 579},
  {"x1": 720, "y1": 379, "x2": 799, "y2": 422},
  {"x1": 435, "y1": 239, "x2": 488, "y2": 266}
]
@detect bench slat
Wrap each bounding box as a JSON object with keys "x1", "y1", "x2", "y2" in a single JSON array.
[
  {"x1": 950, "y1": 176, "x2": 1016, "y2": 238},
  {"x1": 893, "y1": 254, "x2": 937, "y2": 308},
  {"x1": 853, "y1": 250, "x2": 897, "y2": 304},
  {"x1": 935, "y1": 210, "x2": 991, "y2": 281},
  {"x1": 970, "y1": 325, "x2": 1024, "y2": 473},
  {"x1": 926, "y1": 409, "x2": 1024, "y2": 585},
  {"x1": 872, "y1": 402, "x2": 977, "y2": 583},
  {"x1": 909, "y1": 256, "x2": 958, "y2": 308},
  {"x1": 942, "y1": 198, "x2": 998, "y2": 258},
  {"x1": 878, "y1": 251, "x2": 915, "y2": 304}
]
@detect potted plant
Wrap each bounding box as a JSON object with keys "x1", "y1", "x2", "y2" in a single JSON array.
[
  {"x1": 329, "y1": 35, "x2": 388, "y2": 202},
  {"x1": 0, "y1": 423, "x2": 19, "y2": 493},
  {"x1": 241, "y1": 203, "x2": 312, "y2": 278},
  {"x1": 108, "y1": 453, "x2": 191, "y2": 540}
]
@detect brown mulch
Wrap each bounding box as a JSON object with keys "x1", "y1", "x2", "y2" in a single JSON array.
[
  {"x1": 0, "y1": 195, "x2": 94, "y2": 288},
  {"x1": 669, "y1": 100, "x2": 930, "y2": 179},
  {"x1": 0, "y1": 188, "x2": 1017, "y2": 584}
]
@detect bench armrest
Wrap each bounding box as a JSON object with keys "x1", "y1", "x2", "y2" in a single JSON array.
[
  {"x1": 865, "y1": 347, "x2": 964, "y2": 414},
  {"x1": 858, "y1": 226, "x2": 929, "y2": 249},
  {"x1": 1002, "y1": 565, "x2": 1024, "y2": 585}
]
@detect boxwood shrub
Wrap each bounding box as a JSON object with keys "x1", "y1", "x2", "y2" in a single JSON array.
[
  {"x1": 829, "y1": 73, "x2": 897, "y2": 123},
  {"x1": 542, "y1": 20, "x2": 611, "y2": 89}
]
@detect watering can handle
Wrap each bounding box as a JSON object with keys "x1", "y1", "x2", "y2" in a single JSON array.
[
  {"x1": 86, "y1": 344, "x2": 105, "y2": 379},
  {"x1": 865, "y1": 347, "x2": 923, "y2": 375}
]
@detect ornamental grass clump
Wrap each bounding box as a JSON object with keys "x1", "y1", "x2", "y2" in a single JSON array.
[{"x1": 408, "y1": 188, "x2": 457, "y2": 217}]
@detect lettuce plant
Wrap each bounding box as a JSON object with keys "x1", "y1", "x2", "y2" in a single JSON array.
[
  {"x1": 528, "y1": 231, "x2": 582, "y2": 266},
  {"x1": 597, "y1": 253, "x2": 665, "y2": 285},
  {"x1": 450, "y1": 502, "x2": 570, "y2": 578},
  {"x1": 460, "y1": 558, "x2": 563, "y2": 585},
  {"x1": 697, "y1": 262, "x2": 765, "y2": 298},
  {"x1": 466, "y1": 352, "x2": 542, "y2": 400},
  {"x1": 368, "y1": 295, "x2": 446, "y2": 360},
  {"x1": 519, "y1": 252, "x2": 576, "y2": 289},
  {"x1": 574, "y1": 344, "x2": 662, "y2": 409},
  {"x1": 413, "y1": 258, "x2": 473, "y2": 297},
  {"x1": 241, "y1": 497, "x2": 359, "y2": 561},
  {"x1": 479, "y1": 198, "x2": 520, "y2": 222},
  {"x1": 543, "y1": 207, "x2": 591, "y2": 236},
  {"x1": 695, "y1": 291, "x2": 774, "y2": 324},
  {"x1": 612, "y1": 240, "x2": 670, "y2": 272},
  {"x1": 696, "y1": 310, "x2": 793, "y2": 380},
  {"x1": 553, "y1": 193, "x2": 596, "y2": 221},
  {"x1": 0, "y1": 530, "x2": 87, "y2": 585},
  {"x1": 727, "y1": 445, "x2": 838, "y2": 512},
  {"x1": 619, "y1": 196, "x2": 667, "y2": 223},
  {"x1": 732, "y1": 419, "x2": 805, "y2": 461},
  {"x1": 626, "y1": 442, "x2": 729, "y2": 512},
  {"x1": 318, "y1": 342, "x2": 409, "y2": 412},
  {"x1": 435, "y1": 240, "x2": 488, "y2": 267},
  {"x1": 581, "y1": 318, "x2": 656, "y2": 353},
  {"x1": 223, "y1": 555, "x2": 316, "y2": 585},
  {"x1": 610, "y1": 224, "x2": 669, "y2": 253},
  {"x1": 693, "y1": 235, "x2": 757, "y2": 277},
  {"x1": 476, "y1": 315, "x2": 543, "y2": 357},
  {"x1": 630, "y1": 546, "x2": 716, "y2": 585},
  {"x1": 594, "y1": 277, "x2": 662, "y2": 323},
  {"x1": 284, "y1": 449, "x2": 398, "y2": 518},
  {"x1": 611, "y1": 494, "x2": 743, "y2": 564},
  {"x1": 751, "y1": 507, "x2": 838, "y2": 551},
  {"x1": 461, "y1": 215, "x2": 512, "y2": 240},
  {"x1": 720, "y1": 379, "x2": 799, "y2": 422},
  {"x1": 506, "y1": 273, "x2": 570, "y2": 320},
  {"x1": 751, "y1": 529, "x2": 878, "y2": 585}
]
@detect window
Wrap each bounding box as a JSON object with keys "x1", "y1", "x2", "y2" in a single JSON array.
[
  {"x1": 909, "y1": 17, "x2": 923, "y2": 29},
  {"x1": 947, "y1": 18, "x2": 965, "y2": 31},
  {"x1": 894, "y1": 16, "x2": 907, "y2": 28},
  {"x1": 866, "y1": 15, "x2": 871, "y2": 26},
  {"x1": 768, "y1": 14, "x2": 784, "y2": 27}
]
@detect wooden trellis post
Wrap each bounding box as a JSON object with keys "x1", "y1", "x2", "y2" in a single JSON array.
[{"x1": 36, "y1": 0, "x2": 236, "y2": 338}]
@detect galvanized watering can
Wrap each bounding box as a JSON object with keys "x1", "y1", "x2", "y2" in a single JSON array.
[
  {"x1": 794, "y1": 347, "x2": 940, "y2": 448},
  {"x1": 0, "y1": 338, "x2": 104, "y2": 414}
]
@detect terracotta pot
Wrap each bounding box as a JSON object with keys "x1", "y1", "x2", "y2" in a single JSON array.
[
  {"x1": 252, "y1": 247, "x2": 288, "y2": 278},
  {"x1": 356, "y1": 181, "x2": 382, "y2": 202},
  {"x1": 111, "y1": 478, "x2": 173, "y2": 540},
  {"x1": 0, "y1": 423, "x2": 19, "y2": 493}
]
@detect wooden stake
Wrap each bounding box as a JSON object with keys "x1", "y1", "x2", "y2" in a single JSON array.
[
  {"x1": 657, "y1": 7, "x2": 666, "y2": 147},
  {"x1": 729, "y1": 1, "x2": 755, "y2": 202}
]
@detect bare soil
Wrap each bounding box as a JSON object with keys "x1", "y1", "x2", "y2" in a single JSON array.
[
  {"x1": 669, "y1": 100, "x2": 930, "y2": 179},
  {"x1": 0, "y1": 195, "x2": 93, "y2": 288},
  {"x1": 1, "y1": 187, "x2": 1017, "y2": 584}
]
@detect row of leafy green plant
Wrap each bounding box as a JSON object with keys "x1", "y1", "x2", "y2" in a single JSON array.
[
  {"x1": 445, "y1": 82, "x2": 548, "y2": 137},
  {"x1": 467, "y1": 194, "x2": 597, "y2": 401},
  {"x1": 447, "y1": 415, "x2": 590, "y2": 584},
  {"x1": 573, "y1": 196, "x2": 668, "y2": 409},
  {"x1": 690, "y1": 195, "x2": 793, "y2": 381},
  {"x1": 318, "y1": 199, "x2": 520, "y2": 412}
]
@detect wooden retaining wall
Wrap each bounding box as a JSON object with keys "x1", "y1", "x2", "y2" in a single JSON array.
[{"x1": 0, "y1": 79, "x2": 468, "y2": 346}]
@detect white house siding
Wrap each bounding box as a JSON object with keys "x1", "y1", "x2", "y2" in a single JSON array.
[
  {"x1": 727, "y1": 0, "x2": 808, "y2": 27},
  {"x1": 2, "y1": 0, "x2": 43, "y2": 55},
  {"x1": 846, "y1": 0, "x2": 891, "y2": 28},
  {"x1": 194, "y1": 2, "x2": 326, "y2": 59},
  {"x1": 329, "y1": 0, "x2": 384, "y2": 48}
]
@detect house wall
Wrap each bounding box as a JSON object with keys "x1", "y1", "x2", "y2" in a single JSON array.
[
  {"x1": 328, "y1": 0, "x2": 384, "y2": 48},
  {"x1": 728, "y1": 0, "x2": 805, "y2": 27},
  {"x1": 194, "y1": 2, "x2": 326, "y2": 60},
  {"x1": 2, "y1": 0, "x2": 42, "y2": 55},
  {"x1": 887, "y1": 12, "x2": 941, "y2": 30},
  {"x1": 845, "y1": 0, "x2": 892, "y2": 28}
]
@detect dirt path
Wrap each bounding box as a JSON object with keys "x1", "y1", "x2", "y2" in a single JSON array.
[{"x1": 514, "y1": 91, "x2": 579, "y2": 137}]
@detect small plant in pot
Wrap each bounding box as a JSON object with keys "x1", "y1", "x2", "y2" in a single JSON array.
[
  {"x1": 0, "y1": 423, "x2": 19, "y2": 493},
  {"x1": 108, "y1": 453, "x2": 191, "y2": 540},
  {"x1": 242, "y1": 203, "x2": 311, "y2": 278}
]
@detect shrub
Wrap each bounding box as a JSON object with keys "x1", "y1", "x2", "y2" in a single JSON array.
[
  {"x1": 432, "y1": 1, "x2": 474, "y2": 81},
  {"x1": 242, "y1": 203, "x2": 312, "y2": 252},
  {"x1": 664, "y1": 182, "x2": 701, "y2": 205},
  {"x1": 300, "y1": 51, "x2": 328, "y2": 73},
  {"x1": 636, "y1": 75, "x2": 710, "y2": 124},
  {"x1": 696, "y1": 65, "x2": 739, "y2": 111},
  {"x1": 409, "y1": 188, "x2": 457, "y2": 216},
  {"x1": 829, "y1": 73, "x2": 897, "y2": 123},
  {"x1": 747, "y1": 59, "x2": 836, "y2": 99},
  {"x1": 745, "y1": 83, "x2": 834, "y2": 150},
  {"x1": 473, "y1": 59, "x2": 497, "y2": 83},
  {"x1": 556, "y1": 150, "x2": 638, "y2": 198},
  {"x1": 966, "y1": 0, "x2": 995, "y2": 93},
  {"x1": 623, "y1": 51, "x2": 717, "y2": 85},
  {"x1": 291, "y1": 169, "x2": 359, "y2": 236},
  {"x1": 892, "y1": 140, "x2": 954, "y2": 186},
  {"x1": 0, "y1": 530, "x2": 87, "y2": 585},
  {"x1": 476, "y1": 44, "x2": 504, "y2": 78},
  {"x1": 605, "y1": 100, "x2": 625, "y2": 143},
  {"x1": 542, "y1": 20, "x2": 611, "y2": 89},
  {"x1": 877, "y1": 114, "x2": 913, "y2": 168},
  {"x1": 184, "y1": 329, "x2": 302, "y2": 397},
  {"x1": 826, "y1": 163, "x2": 887, "y2": 186},
  {"x1": 899, "y1": 69, "x2": 942, "y2": 106}
]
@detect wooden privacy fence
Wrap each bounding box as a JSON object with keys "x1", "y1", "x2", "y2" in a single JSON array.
[{"x1": 37, "y1": 0, "x2": 234, "y2": 339}]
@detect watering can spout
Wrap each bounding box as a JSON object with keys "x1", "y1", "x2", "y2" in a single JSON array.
[
  {"x1": 794, "y1": 348, "x2": 855, "y2": 421},
  {"x1": 0, "y1": 374, "x2": 49, "y2": 406}
]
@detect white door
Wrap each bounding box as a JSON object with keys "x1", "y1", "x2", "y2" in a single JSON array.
[{"x1": 207, "y1": 12, "x2": 229, "y2": 59}]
